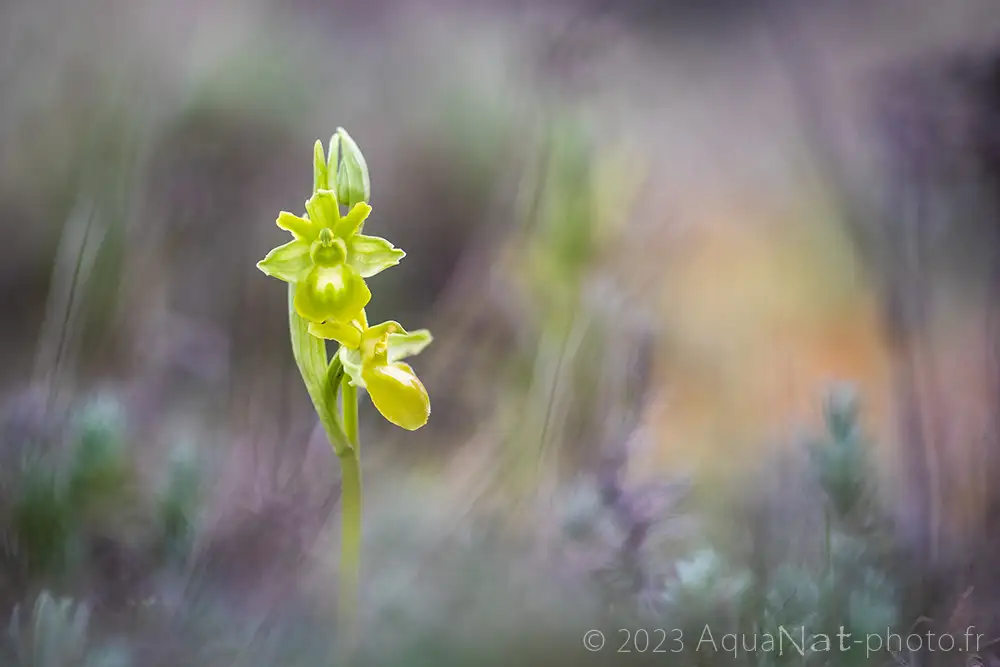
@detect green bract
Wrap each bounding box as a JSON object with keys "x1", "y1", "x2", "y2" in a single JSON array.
[
  {"x1": 309, "y1": 318, "x2": 433, "y2": 431},
  {"x1": 257, "y1": 189, "x2": 405, "y2": 324}
]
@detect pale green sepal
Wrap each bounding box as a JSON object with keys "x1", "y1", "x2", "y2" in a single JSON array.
[
  {"x1": 349, "y1": 234, "x2": 405, "y2": 278},
  {"x1": 336, "y1": 127, "x2": 371, "y2": 208},
  {"x1": 257, "y1": 239, "x2": 312, "y2": 283},
  {"x1": 339, "y1": 346, "x2": 365, "y2": 388},
  {"x1": 387, "y1": 329, "x2": 433, "y2": 363}
]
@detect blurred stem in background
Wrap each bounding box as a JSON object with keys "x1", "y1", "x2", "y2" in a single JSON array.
[
  {"x1": 510, "y1": 113, "x2": 592, "y2": 501},
  {"x1": 495, "y1": 105, "x2": 643, "y2": 507},
  {"x1": 31, "y1": 90, "x2": 148, "y2": 415}
]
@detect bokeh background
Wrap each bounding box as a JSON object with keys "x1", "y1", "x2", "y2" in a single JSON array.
[{"x1": 3, "y1": 0, "x2": 1000, "y2": 664}]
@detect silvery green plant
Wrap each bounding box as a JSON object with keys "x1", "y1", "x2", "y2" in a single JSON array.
[
  {"x1": 7, "y1": 396, "x2": 132, "y2": 581},
  {"x1": 665, "y1": 548, "x2": 753, "y2": 607},
  {"x1": 809, "y1": 384, "x2": 875, "y2": 525},
  {"x1": 156, "y1": 441, "x2": 202, "y2": 565},
  {"x1": 256, "y1": 129, "x2": 433, "y2": 634},
  {"x1": 574, "y1": 386, "x2": 901, "y2": 666},
  {"x1": 67, "y1": 395, "x2": 130, "y2": 520},
  {"x1": 7, "y1": 592, "x2": 91, "y2": 667},
  {"x1": 749, "y1": 387, "x2": 899, "y2": 666},
  {"x1": 808, "y1": 385, "x2": 896, "y2": 578}
]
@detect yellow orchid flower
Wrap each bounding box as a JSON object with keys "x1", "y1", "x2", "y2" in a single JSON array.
[
  {"x1": 257, "y1": 189, "x2": 405, "y2": 324},
  {"x1": 310, "y1": 318, "x2": 432, "y2": 431}
]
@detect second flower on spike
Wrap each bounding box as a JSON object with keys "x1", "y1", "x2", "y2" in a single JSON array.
[{"x1": 310, "y1": 317, "x2": 433, "y2": 431}]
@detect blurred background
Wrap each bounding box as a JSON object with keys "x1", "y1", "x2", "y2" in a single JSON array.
[{"x1": 2, "y1": 0, "x2": 1000, "y2": 664}]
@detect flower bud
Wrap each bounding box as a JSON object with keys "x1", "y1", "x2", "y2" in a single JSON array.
[
  {"x1": 313, "y1": 140, "x2": 329, "y2": 193},
  {"x1": 335, "y1": 127, "x2": 371, "y2": 208}
]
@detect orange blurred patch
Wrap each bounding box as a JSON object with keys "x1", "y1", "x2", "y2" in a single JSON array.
[{"x1": 638, "y1": 199, "x2": 893, "y2": 478}]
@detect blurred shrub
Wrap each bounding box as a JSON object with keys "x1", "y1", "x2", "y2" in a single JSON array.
[
  {"x1": 5, "y1": 592, "x2": 91, "y2": 667},
  {"x1": 4, "y1": 396, "x2": 133, "y2": 583},
  {"x1": 808, "y1": 384, "x2": 875, "y2": 523},
  {"x1": 0, "y1": 394, "x2": 203, "y2": 606},
  {"x1": 3, "y1": 591, "x2": 131, "y2": 667},
  {"x1": 66, "y1": 396, "x2": 130, "y2": 525},
  {"x1": 154, "y1": 442, "x2": 202, "y2": 567},
  {"x1": 8, "y1": 465, "x2": 75, "y2": 580},
  {"x1": 551, "y1": 386, "x2": 904, "y2": 666},
  {"x1": 0, "y1": 385, "x2": 933, "y2": 667}
]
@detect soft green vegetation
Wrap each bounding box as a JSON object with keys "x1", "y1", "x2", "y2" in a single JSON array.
[
  {"x1": 0, "y1": 381, "x2": 960, "y2": 666},
  {"x1": 558, "y1": 384, "x2": 910, "y2": 667},
  {"x1": 2, "y1": 396, "x2": 199, "y2": 590}
]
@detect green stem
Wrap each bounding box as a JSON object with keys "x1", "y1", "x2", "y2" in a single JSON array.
[
  {"x1": 339, "y1": 378, "x2": 362, "y2": 638},
  {"x1": 343, "y1": 380, "x2": 359, "y2": 446},
  {"x1": 286, "y1": 284, "x2": 362, "y2": 645},
  {"x1": 338, "y1": 448, "x2": 362, "y2": 636}
]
